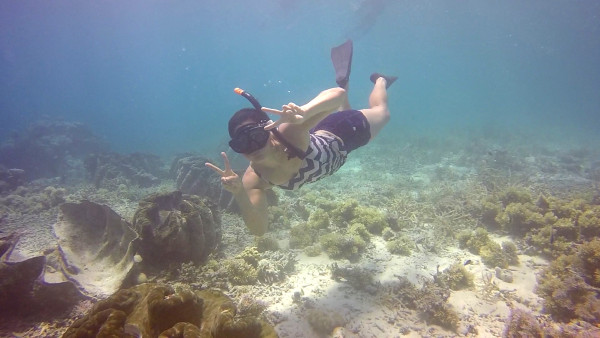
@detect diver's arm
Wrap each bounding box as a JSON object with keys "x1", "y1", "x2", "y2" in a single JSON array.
[
  {"x1": 234, "y1": 168, "x2": 269, "y2": 236},
  {"x1": 205, "y1": 153, "x2": 269, "y2": 236},
  {"x1": 263, "y1": 87, "x2": 347, "y2": 131}
]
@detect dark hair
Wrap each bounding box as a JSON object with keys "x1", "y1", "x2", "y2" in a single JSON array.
[{"x1": 228, "y1": 108, "x2": 269, "y2": 137}]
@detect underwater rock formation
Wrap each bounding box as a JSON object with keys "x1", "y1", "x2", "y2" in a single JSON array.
[
  {"x1": 0, "y1": 119, "x2": 106, "y2": 180},
  {"x1": 170, "y1": 154, "x2": 234, "y2": 209},
  {"x1": 53, "y1": 201, "x2": 139, "y2": 298},
  {"x1": 0, "y1": 185, "x2": 66, "y2": 215},
  {"x1": 132, "y1": 191, "x2": 221, "y2": 267},
  {"x1": 0, "y1": 167, "x2": 25, "y2": 193},
  {"x1": 0, "y1": 234, "x2": 85, "y2": 316},
  {"x1": 63, "y1": 283, "x2": 277, "y2": 338},
  {"x1": 84, "y1": 151, "x2": 167, "y2": 188}
]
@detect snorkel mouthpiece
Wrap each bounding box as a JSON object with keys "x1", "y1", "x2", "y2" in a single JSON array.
[{"x1": 234, "y1": 87, "x2": 263, "y2": 111}]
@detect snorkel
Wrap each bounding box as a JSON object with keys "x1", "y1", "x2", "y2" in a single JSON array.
[
  {"x1": 234, "y1": 88, "x2": 263, "y2": 111},
  {"x1": 232, "y1": 87, "x2": 307, "y2": 159}
]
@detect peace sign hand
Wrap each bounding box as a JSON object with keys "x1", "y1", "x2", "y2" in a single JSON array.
[
  {"x1": 262, "y1": 103, "x2": 305, "y2": 130},
  {"x1": 205, "y1": 152, "x2": 243, "y2": 194}
]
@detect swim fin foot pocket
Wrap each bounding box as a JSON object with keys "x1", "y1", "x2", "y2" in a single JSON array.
[
  {"x1": 370, "y1": 73, "x2": 397, "y2": 89},
  {"x1": 331, "y1": 39, "x2": 353, "y2": 88}
]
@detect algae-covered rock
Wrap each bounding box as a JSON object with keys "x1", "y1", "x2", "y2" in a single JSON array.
[
  {"x1": 64, "y1": 283, "x2": 277, "y2": 338},
  {"x1": 0, "y1": 234, "x2": 85, "y2": 316},
  {"x1": 132, "y1": 191, "x2": 221, "y2": 266}
]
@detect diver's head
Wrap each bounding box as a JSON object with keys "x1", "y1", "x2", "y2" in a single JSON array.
[{"x1": 228, "y1": 108, "x2": 271, "y2": 154}]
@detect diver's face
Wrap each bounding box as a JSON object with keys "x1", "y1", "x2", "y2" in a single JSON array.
[
  {"x1": 228, "y1": 120, "x2": 270, "y2": 155},
  {"x1": 243, "y1": 134, "x2": 273, "y2": 162}
]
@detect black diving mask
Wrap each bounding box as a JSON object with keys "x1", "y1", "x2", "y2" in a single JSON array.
[{"x1": 229, "y1": 120, "x2": 271, "y2": 154}]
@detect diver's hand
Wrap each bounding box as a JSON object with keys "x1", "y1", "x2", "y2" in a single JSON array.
[
  {"x1": 262, "y1": 103, "x2": 305, "y2": 130},
  {"x1": 205, "y1": 152, "x2": 243, "y2": 194}
]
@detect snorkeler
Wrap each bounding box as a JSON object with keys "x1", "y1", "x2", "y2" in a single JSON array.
[{"x1": 205, "y1": 40, "x2": 397, "y2": 235}]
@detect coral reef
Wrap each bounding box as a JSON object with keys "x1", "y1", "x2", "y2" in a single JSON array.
[
  {"x1": 435, "y1": 262, "x2": 474, "y2": 291},
  {"x1": 319, "y1": 232, "x2": 366, "y2": 261},
  {"x1": 480, "y1": 241, "x2": 512, "y2": 269},
  {"x1": 457, "y1": 228, "x2": 519, "y2": 268},
  {"x1": 305, "y1": 308, "x2": 346, "y2": 336},
  {"x1": 457, "y1": 227, "x2": 492, "y2": 255},
  {"x1": 84, "y1": 152, "x2": 167, "y2": 188},
  {"x1": 254, "y1": 235, "x2": 280, "y2": 253},
  {"x1": 416, "y1": 280, "x2": 460, "y2": 330},
  {"x1": 502, "y1": 308, "x2": 543, "y2": 338},
  {"x1": 303, "y1": 245, "x2": 322, "y2": 257},
  {"x1": 0, "y1": 185, "x2": 66, "y2": 215},
  {"x1": 132, "y1": 191, "x2": 221, "y2": 267},
  {"x1": 329, "y1": 199, "x2": 389, "y2": 234},
  {"x1": 0, "y1": 167, "x2": 25, "y2": 193},
  {"x1": 0, "y1": 119, "x2": 106, "y2": 180},
  {"x1": 179, "y1": 247, "x2": 296, "y2": 289},
  {"x1": 224, "y1": 259, "x2": 258, "y2": 286},
  {"x1": 378, "y1": 275, "x2": 460, "y2": 331},
  {"x1": 256, "y1": 251, "x2": 297, "y2": 284},
  {"x1": 386, "y1": 235, "x2": 413, "y2": 256},
  {"x1": 63, "y1": 283, "x2": 277, "y2": 337},
  {"x1": 289, "y1": 223, "x2": 317, "y2": 249},
  {"x1": 170, "y1": 154, "x2": 235, "y2": 209},
  {"x1": 536, "y1": 242, "x2": 600, "y2": 324},
  {"x1": 330, "y1": 263, "x2": 378, "y2": 294}
]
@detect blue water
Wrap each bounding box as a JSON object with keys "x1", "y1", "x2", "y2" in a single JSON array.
[{"x1": 1, "y1": 1, "x2": 599, "y2": 156}]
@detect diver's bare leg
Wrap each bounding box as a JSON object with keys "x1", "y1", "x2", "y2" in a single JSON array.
[
  {"x1": 339, "y1": 83, "x2": 351, "y2": 111},
  {"x1": 360, "y1": 77, "x2": 390, "y2": 139}
]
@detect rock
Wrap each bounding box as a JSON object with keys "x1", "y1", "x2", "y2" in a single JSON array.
[
  {"x1": 495, "y1": 267, "x2": 514, "y2": 283},
  {"x1": 0, "y1": 234, "x2": 85, "y2": 316}
]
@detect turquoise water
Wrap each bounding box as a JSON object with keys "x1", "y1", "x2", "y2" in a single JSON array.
[{"x1": 1, "y1": 1, "x2": 599, "y2": 155}]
